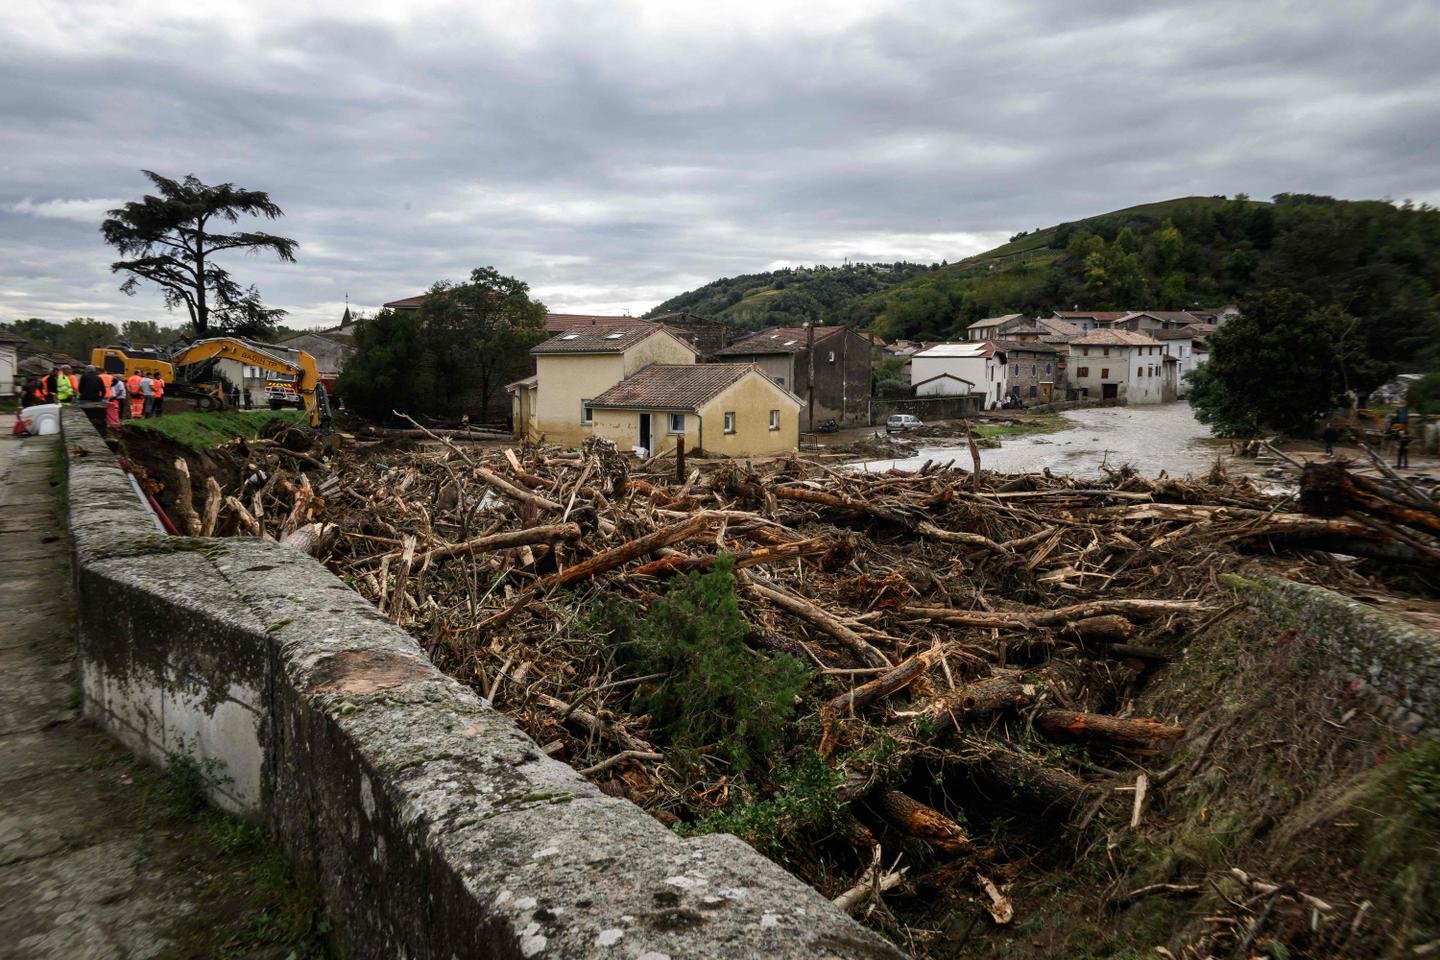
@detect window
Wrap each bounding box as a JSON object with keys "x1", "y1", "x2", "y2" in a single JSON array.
[
  {"x1": 1012, "y1": 362, "x2": 1020, "y2": 375},
  {"x1": 768, "y1": 409, "x2": 780, "y2": 431},
  {"x1": 1103, "y1": 347, "x2": 1111, "y2": 357},
  {"x1": 1076, "y1": 366, "x2": 1090, "y2": 377},
  {"x1": 776, "y1": 376, "x2": 785, "y2": 386},
  {"x1": 723, "y1": 411, "x2": 736, "y2": 434},
  {"x1": 668, "y1": 412, "x2": 686, "y2": 434},
  {"x1": 1081, "y1": 346, "x2": 1090, "y2": 357},
  {"x1": 580, "y1": 400, "x2": 593, "y2": 424},
  {"x1": 1101, "y1": 368, "x2": 1110, "y2": 379},
  {"x1": 827, "y1": 351, "x2": 836, "y2": 363},
  {"x1": 1029, "y1": 385, "x2": 1038, "y2": 398},
  {"x1": 1031, "y1": 363, "x2": 1037, "y2": 377},
  {"x1": 1045, "y1": 362, "x2": 1053, "y2": 374}
]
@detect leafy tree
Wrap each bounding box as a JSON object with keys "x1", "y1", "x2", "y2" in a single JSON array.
[
  {"x1": 338, "y1": 267, "x2": 547, "y2": 423},
  {"x1": 1407, "y1": 373, "x2": 1440, "y2": 415},
  {"x1": 1187, "y1": 290, "x2": 1386, "y2": 436},
  {"x1": 119, "y1": 319, "x2": 184, "y2": 348},
  {"x1": 60, "y1": 318, "x2": 119, "y2": 359},
  {"x1": 413, "y1": 267, "x2": 548, "y2": 422},
  {"x1": 335, "y1": 309, "x2": 424, "y2": 419},
  {"x1": 6, "y1": 318, "x2": 63, "y2": 353},
  {"x1": 100, "y1": 171, "x2": 297, "y2": 338}
]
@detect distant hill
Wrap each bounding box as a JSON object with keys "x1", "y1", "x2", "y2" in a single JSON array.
[
  {"x1": 643, "y1": 262, "x2": 933, "y2": 329},
  {"x1": 649, "y1": 194, "x2": 1440, "y2": 367}
]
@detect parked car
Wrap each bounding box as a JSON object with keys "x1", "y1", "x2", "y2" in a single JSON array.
[{"x1": 885, "y1": 414, "x2": 924, "y2": 433}]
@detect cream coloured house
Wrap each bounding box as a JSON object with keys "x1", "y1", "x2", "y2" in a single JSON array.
[
  {"x1": 512, "y1": 325, "x2": 697, "y2": 446},
  {"x1": 587, "y1": 363, "x2": 800, "y2": 457}
]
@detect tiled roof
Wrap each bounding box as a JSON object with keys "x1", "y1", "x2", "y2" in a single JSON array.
[
  {"x1": 530, "y1": 325, "x2": 695, "y2": 356},
  {"x1": 1053, "y1": 310, "x2": 1129, "y2": 323},
  {"x1": 545, "y1": 313, "x2": 653, "y2": 332},
  {"x1": 1151, "y1": 328, "x2": 1198, "y2": 341},
  {"x1": 506, "y1": 374, "x2": 538, "y2": 391},
  {"x1": 383, "y1": 294, "x2": 427, "y2": 310},
  {"x1": 590, "y1": 364, "x2": 791, "y2": 411},
  {"x1": 712, "y1": 326, "x2": 843, "y2": 356},
  {"x1": 914, "y1": 342, "x2": 999, "y2": 359},
  {"x1": 1072, "y1": 330, "x2": 1163, "y2": 347},
  {"x1": 964, "y1": 314, "x2": 1025, "y2": 329},
  {"x1": 1035, "y1": 316, "x2": 1083, "y2": 337},
  {"x1": 1121, "y1": 310, "x2": 1202, "y2": 325},
  {"x1": 995, "y1": 339, "x2": 1059, "y2": 354}
]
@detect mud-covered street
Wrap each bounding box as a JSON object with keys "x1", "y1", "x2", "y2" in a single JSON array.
[{"x1": 857, "y1": 403, "x2": 1233, "y2": 477}]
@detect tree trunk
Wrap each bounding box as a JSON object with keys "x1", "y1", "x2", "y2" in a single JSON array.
[
  {"x1": 1034, "y1": 710, "x2": 1185, "y2": 746},
  {"x1": 880, "y1": 790, "x2": 970, "y2": 855}
]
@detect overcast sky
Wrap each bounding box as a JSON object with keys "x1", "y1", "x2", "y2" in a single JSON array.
[{"x1": 3, "y1": 0, "x2": 1438, "y2": 330}]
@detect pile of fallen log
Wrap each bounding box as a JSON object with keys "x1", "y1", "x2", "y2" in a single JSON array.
[{"x1": 182, "y1": 427, "x2": 1432, "y2": 955}]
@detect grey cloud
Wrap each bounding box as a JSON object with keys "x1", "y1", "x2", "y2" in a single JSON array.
[{"x1": 1, "y1": 0, "x2": 1438, "y2": 330}]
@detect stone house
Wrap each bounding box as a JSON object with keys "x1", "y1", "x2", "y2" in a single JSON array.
[
  {"x1": 512, "y1": 325, "x2": 697, "y2": 447},
  {"x1": 711, "y1": 325, "x2": 873, "y2": 426},
  {"x1": 1068, "y1": 330, "x2": 1175, "y2": 403},
  {"x1": 1050, "y1": 310, "x2": 1128, "y2": 331},
  {"x1": 1152, "y1": 329, "x2": 1205, "y2": 395},
  {"x1": 963, "y1": 314, "x2": 1029, "y2": 341},
  {"x1": 910, "y1": 342, "x2": 1008, "y2": 408},
  {"x1": 587, "y1": 363, "x2": 800, "y2": 457},
  {"x1": 279, "y1": 307, "x2": 357, "y2": 394},
  {"x1": 996, "y1": 340, "x2": 1065, "y2": 402}
]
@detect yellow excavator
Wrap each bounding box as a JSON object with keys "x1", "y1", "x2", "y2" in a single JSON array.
[{"x1": 92, "y1": 337, "x2": 331, "y2": 428}]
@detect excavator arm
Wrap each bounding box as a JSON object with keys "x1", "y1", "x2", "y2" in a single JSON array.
[{"x1": 169, "y1": 338, "x2": 330, "y2": 428}]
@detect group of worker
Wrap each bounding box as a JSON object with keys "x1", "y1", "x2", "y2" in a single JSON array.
[{"x1": 21, "y1": 364, "x2": 165, "y2": 430}]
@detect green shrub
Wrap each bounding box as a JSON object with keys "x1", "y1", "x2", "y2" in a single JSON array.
[
  {"x1": 607, "y1": 555, "x2": 811, "y2": 774},
  {"x1": 678, "y1": 750, "x2": 843, "y2": 857}
]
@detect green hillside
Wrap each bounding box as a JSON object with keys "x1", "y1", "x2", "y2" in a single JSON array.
[
  {"x1": 644, "y1": 261, "x2": 933, "y2": 329},
  {"x1": 649, "y1": 194, "x2": 1440, "y2": 368}
]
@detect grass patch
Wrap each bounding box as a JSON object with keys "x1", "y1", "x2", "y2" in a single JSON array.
[
  {"x1": 124, "y1": 410, "x2": 305, "y2": 453},
  {"x1": 972, "y1": 412, "x2": 1072, "y2": 440},
  {"x1": 137, "y1": 757, "x2": 333, "y2": 959}
]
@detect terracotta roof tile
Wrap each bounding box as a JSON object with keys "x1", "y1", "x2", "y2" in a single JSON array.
[
  {"x1": 1072, "y1": 329, "x2": 1163, "y2": 347},
  {"x1": 590, "y1": 364, "x2": 784, "y2": 411},
  {"x1": 531, "y1": 325, "x2": 695, "y2": 356},
  {"x1": 712, "y1": 326, "x2": 844, "y2": 356}
]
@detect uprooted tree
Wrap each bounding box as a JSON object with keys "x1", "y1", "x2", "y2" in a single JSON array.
[{"x1": 100, "y1": 171, "x2": 297, "y2": 339}]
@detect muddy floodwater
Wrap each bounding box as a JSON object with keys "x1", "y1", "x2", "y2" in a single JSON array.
[{"x1": 857, "y1": 402, "x2": 1235, "y2": 478}]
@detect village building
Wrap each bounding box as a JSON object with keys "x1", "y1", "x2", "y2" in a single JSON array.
[
  {"x1": 963, "y1": 314, "x2": 1029, "y2": 341},
  {"x1": 996, "y1": 340, "x2": 1064, "y2": 402},
  {"x1": 0, "y1": 329, "x2": 24, "y2": 398},
  {"x1": 586, "y1": 363, "x2": 800, "y2": 457},
  {"x1": 910, "y1": 342, "x2": 1008, "y2": 407},
  {"x1": 711, "y1": 325, "x2": 873, "y2": 425},
  {"x1": 278, "y1": 306, "x2": 358, "y2": 394},
  {"x1": 1068, "y1": 330, "x2": 1176, "y2": 403},
  {"x1": 1107, "y1": 310, "x2": 1207, "y2": 332},
  {"x1": 1151, "y1": 328, "x2": 1204, "y2": 394},
  {"x1": 1050, "y1": 310, "x2": 1129, "y2": 331},
  {"x1": 511, "y1": 324, "x2": 697, "y2": 447}
]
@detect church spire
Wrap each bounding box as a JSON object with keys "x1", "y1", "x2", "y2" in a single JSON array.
[{"x1": 341, "y1": 292, "x2": 353, "y2": 327}]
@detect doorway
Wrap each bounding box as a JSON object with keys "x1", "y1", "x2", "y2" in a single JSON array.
[
  {"x1": 639, "y1": 412, "x2": 652, "y2": 452},
  {"x1": 1102, "y1": 383, "x2": 1119, "y2": 400}
]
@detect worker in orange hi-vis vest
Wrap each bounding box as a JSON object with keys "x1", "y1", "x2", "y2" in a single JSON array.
[
  {"x1": 151, "y1": 374, "x2": 165, "y2": 416},
  {"x1": 126, "y1": 372, "x2": 144, "y2": 419}
]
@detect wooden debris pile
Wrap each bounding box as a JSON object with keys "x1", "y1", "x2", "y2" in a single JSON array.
[{"x1": 194, "y1": 428, "x2": 1432, "y2": 953}]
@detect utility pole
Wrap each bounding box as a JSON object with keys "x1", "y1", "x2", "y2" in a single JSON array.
[{"x1": 806, "y1": 322, "x2": 815, "y2": 433}]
